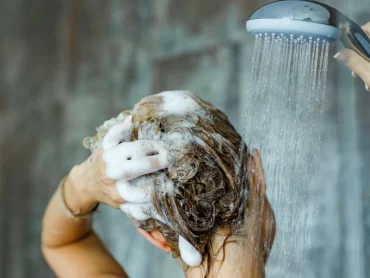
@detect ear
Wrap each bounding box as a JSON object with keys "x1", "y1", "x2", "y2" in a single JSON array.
[
  {"x1": 250, "y1": 149, "x2": 266, "y2": 196},
  {"x1": 136, "y1": 228, "x2": 172, "y2": 253},
  {"x1": 261, "y1": 196, "x2": 276, "y2": 263}
]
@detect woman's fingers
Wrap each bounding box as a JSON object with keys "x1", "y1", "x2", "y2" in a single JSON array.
[
  {"x1": 120, "y1": 203, "x2": 165, "y2": 222},
  {"x1": 116, "y1": 177, "x2": 154, "y2": 203},
  {"x1": 122, "y1": 156, "x2": 169, "y2": 180},
  {"x1": 117, "y1": 173, "x2": 173, "y2": 224},
  {"x1": 106, "y1": 155, "x2": 168, "y2": 180},
  {"x1": 115, "y1": 172, "x2": 174, "y2": 203},
  {"x1": 94, "y1": 139, "x2": 174, "y2": 208},
  {"x1": 362, "y1": 22, "x2": 370, "y2": 36},
  {"x1": 334, "y1": 48, "x2": 370, "y2": 91},
  {"x1": 102, "y1": 115, "x2": 132, "y2": 150},
  {"x1": 332, "y1": 22, "x2": 370, "y2": 91},
  {"x1": 120, "y1": 203, "x2": 152, "y2": 220},
  {"x1": 102, "y1": 140, "x2": 170, "y2": 180}
]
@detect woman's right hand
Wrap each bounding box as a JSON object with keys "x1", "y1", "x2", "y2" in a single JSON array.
[{"x1": 334, "y1": 22, "x2": 370, "y2": 91}]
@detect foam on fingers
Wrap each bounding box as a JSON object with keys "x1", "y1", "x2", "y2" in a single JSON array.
[
  {"x1": 121, "y1": 155, "x2": 170, "y2": 180},
  {"x1": 120, "y1": 203, "x2": 166, "y2": 223},
  {"x1": 116, "y1": 177, "x2": 154, "y2": 203},
  {"x1": 120, "y1": 203, "x2": 152, "y2": 220},
  {"x1": 103, "y1": 140, "x2": 170, "y2": 180},
  {"x1": 103, "y1": 115, "x2": 132, "y2": 150}
]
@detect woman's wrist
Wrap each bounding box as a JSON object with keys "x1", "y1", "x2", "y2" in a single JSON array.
[{"x1": 64, "y1": 166, "x2": 98, "y2": 215}]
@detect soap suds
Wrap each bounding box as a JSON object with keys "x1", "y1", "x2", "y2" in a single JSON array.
[
  {"x1": 102, "y1": 115, "x2": 132, "y2": 150},
  {"x1": 116, "y1": 173, "x2": 175, "y2": 204},
  {"x1": 116, "y1": 177, "x2": 153, "y2": 203},
  {"x1": 102, "y1": 140, "x2": 170, "y2": 180},
  {"x1": 133, "y1": 91, "x2": 210, "y2": 121},
  {"x1": 120, "y1": 203, "x2": 153, "y2": 221},
  {"x1": 179, "y1": 236, "x2": 202, "y2": 267},
  {"x1": 157, "y1": 91, "x2": 199, "y2": 116},
  {"x1": 155, "y1": 172, "x2": 175, "y2": 195},
  {"x1": 83, "y1": 111, "x2": 132, "y2": 152},
  {"x1": 120, "y1": 203, "x2": 166, "y2": 223}
]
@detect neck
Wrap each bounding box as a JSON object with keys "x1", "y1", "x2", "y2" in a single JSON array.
[{"x1": 181, "y1": 235, "x2": 265, "y2": 278}]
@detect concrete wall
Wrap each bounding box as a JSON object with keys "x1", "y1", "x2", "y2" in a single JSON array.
[{"x1": 0, "y1": 0, "x2": 369, "y2": 277}]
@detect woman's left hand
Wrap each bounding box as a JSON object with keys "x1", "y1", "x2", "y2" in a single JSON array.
[
  {"x1": 66, "y1": 148, "x2": 125, "y2": 211},
  {"x1": 66, "y1": 116, "x2": 170, "y2": 214}
]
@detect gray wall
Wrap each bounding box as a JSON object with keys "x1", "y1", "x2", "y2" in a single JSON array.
[{"x1": 0, "y1": 0, "x2": 369, "y2": 277}]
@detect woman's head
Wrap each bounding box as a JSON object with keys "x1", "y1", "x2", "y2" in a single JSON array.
[
  {"x1": 131, "y1": 91, "x2": 247, "y2": 258},
  {"x1": 85, "y1": 91, "x2": 275, "y2": 275}
]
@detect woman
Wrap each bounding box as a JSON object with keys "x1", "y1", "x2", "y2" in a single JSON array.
[
  {"x1": 42, "y1": 20, "x2": 370, "y2": 276},
  {"x1": 42, "y1": 91, "x2": 276, "y2": 278}
]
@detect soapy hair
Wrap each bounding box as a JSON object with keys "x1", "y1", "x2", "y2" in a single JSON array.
[{"x1": 129, "y1": 94, "x2": 250, "y2": 275}]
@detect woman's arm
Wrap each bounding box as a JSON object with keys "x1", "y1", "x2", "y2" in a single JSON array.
[
  {"x1": 41, "y1": 149, "x2": 128, "y2": 278},
  {"x1": 42, "y1": 113, "x2": 175, "y2": 277}
]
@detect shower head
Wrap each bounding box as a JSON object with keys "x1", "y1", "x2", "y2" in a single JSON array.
[{"x1": 246, "y1": 0, "x2": 370, "y2": 62}]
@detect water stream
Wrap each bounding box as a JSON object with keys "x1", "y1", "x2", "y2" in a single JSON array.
[{"x1": 241, "y1": 34, "x2": 330, "y2": 277}]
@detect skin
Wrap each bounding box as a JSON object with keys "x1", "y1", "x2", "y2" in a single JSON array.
[
  {"x1": 42, "y1": 147, "x2": 275, "y2": 278},
  {"x1": 334, "y1": 22, "x2": 370, "y2": 91}
]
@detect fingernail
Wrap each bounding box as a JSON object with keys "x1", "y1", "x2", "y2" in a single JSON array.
[
  {"x1": 352, "y1": 71, "x2": 357, "y2": 78},
  {"x1": 334, "y1": 52, "x2": 348, "y2": 62},
  {"x1": 366, "y1": 83, "x2": 369, "y2": 92}
]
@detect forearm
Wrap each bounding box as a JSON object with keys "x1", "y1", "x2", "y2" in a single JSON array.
[
  {"x1": 41, "y1": 166, "x2": 97, "y2": 248},
  {"x1": 41, "y1": 167, "x2": 128, "y2": 277}
]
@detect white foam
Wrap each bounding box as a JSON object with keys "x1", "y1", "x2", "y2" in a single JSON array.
[
  {"x1": 102, "y1": 115, "x2": 132, "y2": 150},
  {"x1": 155, "y1": 172, "x2": 175, "y2": 195},
  {"x1": 115, "y1": 171, "x2": 174, "y2": 231},
  {"x1": 157, "y1": 91, "x2": 200, "y2": 116},
  {"x1": 103, "y1": 140, "x2": 170, "y2": 180},
  {"x1": 120, "y1": 203, "x2": 152, "y2": 221},
  {"x1": 179, "y1": 236, "x2": 202, "y2": 266},
  {"x1": 116, "y1": 177, "x2": 153, "y2": 203},
  {"x1": 120, "y1": 203, "x2": 166, "y2": 223},
  {"x1": 115, "y1": 172, "x2": 175, "y2": 204},
  {"x1": 161, "y1": 129, "x2": 193, "y2": 142},
  {"x1": 116, "y1": 112, "x2": 126, "y2": 121}
]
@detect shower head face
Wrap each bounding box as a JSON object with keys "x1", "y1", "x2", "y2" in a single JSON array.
[
  {"x1": 246, "y1": 0, "x2": 342, "y2": 43},
  {"x1": 246, "y1": 19, "x2": 340, "y2": 43},
  {"x1": 246, "y1": 0, "x2": 370, "y2": 61}
]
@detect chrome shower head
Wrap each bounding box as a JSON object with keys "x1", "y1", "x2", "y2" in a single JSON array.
[{"x1": 246, "y1": 0, "x2": 370, "y2": 62}]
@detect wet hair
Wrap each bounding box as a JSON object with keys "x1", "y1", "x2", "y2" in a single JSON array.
[{"x1": 129, "y1": 93, "x2": 250, "y2": 275}]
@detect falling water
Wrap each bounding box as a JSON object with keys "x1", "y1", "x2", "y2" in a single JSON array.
[{"x1": 241, "y1": 34, "x2": 329, "y2": 277}]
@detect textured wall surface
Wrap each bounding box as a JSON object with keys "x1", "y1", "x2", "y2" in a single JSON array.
[{"x1": 0, "y1": 0, "x2": 369, "y2": 277}]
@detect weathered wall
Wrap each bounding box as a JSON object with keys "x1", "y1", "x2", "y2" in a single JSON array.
[{"x1": 0, "y1": 0, "x2": 369, "y2": 277}]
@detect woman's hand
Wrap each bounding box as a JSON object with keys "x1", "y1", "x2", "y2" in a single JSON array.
[
  {"x1": 67, "y1": 149, "x2": 125, "y2": 211},
  {"x1": 334, "y1": 22, "x2": 370, "y2": 91},
  {"x1": 42, "y1": 115, "x2": 171, "y2": 278},
  {"x1": 65, "y1": 115, "x2": 171, "y2": 215}
]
